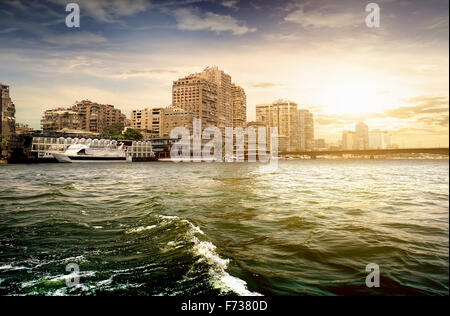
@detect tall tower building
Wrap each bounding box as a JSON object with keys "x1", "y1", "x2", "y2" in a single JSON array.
[
  {"x1": 299, "y1": 109, "x2": 314, "y2": 151},
  {"x1": 199, "y1": 66, "x2": 232, "y2": 130},
  {"x1": 355, "y1": 122, "x2": 369, "y2": 150},
  {"x1": 256, "y1": 99, "x2": 300, "y2": 151},
  {"x1": 231, "y1": 84, "x2": 246, "y2": 128},
  {"x1": 0, "y1": 84, "x2": 16, "y2": 138},
  {"x1": 342, "y1": 130, "x2": 356, "y2": 150},
  {"x1": 172, "y1": 74, "x2": 218, "y2": 131}
]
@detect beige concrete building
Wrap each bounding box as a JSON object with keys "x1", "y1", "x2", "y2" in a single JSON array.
[
  {"x1": 130, "y1": 107, "x2": 165, "y2": 138},
  {"x1": 231, "y1": 84, "x2": 247, "y2": 128},
  {"x1": 41, "y1": 100, "x2": 126, "y2": 134},
  {"x1": 199, "y1": 66, "x2": 232, "y2": 130},
  {"x1": 172, "y1": 67, "x2": 247, "y2": 133},
  {"x1": 256, "y1": 99, "x2": 301, "y2": 151},
  {"x1": 71, "y1": 100, "x2": 126, "y2": 133},
  {"x1": 41, "y1": 108, "x2": 82, "y2": 132},
  {"x1": 342, "y1": 130, "x2": 356, "y2": 150},
  {"x1": 172, "y1": 73, "x2": 217, "y2": 131},
  {"x1": 299, "y1": 109, "x2": 314, "y2": 151},
  {"x1": 0, "y1": 84, "x2": 16, "y2": 138},
  {"x1": 161, "y1": 107, "x2": 194, "y2": 137},
  {"x1": 355, "y1": 122, "x2": 369, "y2": 150}
]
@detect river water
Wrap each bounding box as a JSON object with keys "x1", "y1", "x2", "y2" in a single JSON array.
[{"x1": 0, "y1": 160, "x2": 448, "y2": 295}]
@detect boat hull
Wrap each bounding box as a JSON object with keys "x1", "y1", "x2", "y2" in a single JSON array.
[{"x1": 52, "y1": 153, "x2": 128, "y2": 163}]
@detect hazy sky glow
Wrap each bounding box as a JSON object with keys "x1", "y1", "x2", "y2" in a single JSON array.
[{"x1": 0, "y1": 0, "x2": 448, "y2": 147}]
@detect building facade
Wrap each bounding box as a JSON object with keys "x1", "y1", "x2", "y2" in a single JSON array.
[
  {"x1": 172, "y1": 74, "x2": 218, "y2": 132},
  {"x1": 256, "y1": 99, "x2": 301, "y2": 152},
  {"x1": 355, "y1": 122, "x2": 369, "y2": 150},
  {"x1": 130, "y1": 107, "x2": 165, "y2": 138},
  {"x1": 41, "y1": 100, "x2": 126, "y2": 134},
  {"x1": 369, "y1": 130, "x2": 392, "y2": 149},
  {"x1": 171, "y1": 67, "x2": 246, "y2": 134},
  {"x1": 342, "y1": 131, "x2": 356, "y2": 150},
  {"x1": 299, "y1": 109, "x2": 314, "y2": 151},
  {"x1": 0, "y1": 84, "x2": 16, "y2": 138},
  {"x1": 161, "y1": 107, "x2": 194, "y2": 137},
  {"x1": 41, "y1": 108, "x2": 82, "y2": 132},
  {"x1": 199, "y1": 66, "x2": 233, "y2": 130},
  {"x1": 231, "y1": 84, "x2": 247, "y2": 128},
  {"x1": 71, "y1": 100, "x2": 126, "y2": 133}
]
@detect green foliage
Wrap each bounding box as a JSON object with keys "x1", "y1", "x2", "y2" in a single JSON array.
[
  {"x1": 101, "y1": 123, "x2": 125, "y2": 138},
  {"x1": 122, "y1": 128, "x2": 143, "y2": 141},
  {"x1": 0, "y1": 134, "x2": 9, "y2": 151},
  {"x1": 101, "y1": 124, "x2": 142, "y2": 141}
]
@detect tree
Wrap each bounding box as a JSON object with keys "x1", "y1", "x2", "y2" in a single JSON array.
[
  {"x1": 101, "y1": 123, "x2": 124, "y2": 138},
  {"x1": 122, "y1": 128, "x2": 143, "y2": 141},
  {"x1": 0, "y1": 134, "x2": 9, "y2": 152}
]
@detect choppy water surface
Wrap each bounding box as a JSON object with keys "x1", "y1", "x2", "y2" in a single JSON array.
[{"x1": 0, "y1": 160, "x2": 448, "y2": 296}]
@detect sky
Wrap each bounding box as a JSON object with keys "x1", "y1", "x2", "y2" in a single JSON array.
[{"x1": 0, "y1": 0, "x2": 448, "y2": 147}]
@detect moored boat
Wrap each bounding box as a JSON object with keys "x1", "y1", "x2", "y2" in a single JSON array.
[{"x1": 51, "y1": 143, "x2": 131, "y2": 163}]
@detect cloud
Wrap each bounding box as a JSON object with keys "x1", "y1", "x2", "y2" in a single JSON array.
[
  {"x1": 285, "y1": 6, "x2": 363, "y2": 29},
  {"x1": 0, "y1": 27, "x2": 19, "y2": 34},
  {"x1": 172, "y1": 7, "x2": 256, "y2": 35},
  {"x1": 111, "y1": 69, "x2": 179, "y2": 79},
  {"x1": 247, "y1": 82, "x2": 285, "y2": 89},
  {"x1": 221, "y1": 0, "x2": 239, "y2": 11},
  {"x1": 385, "y1": 96, "x2": 449, "y2": 119},
  {"x1": 49, "y1": 0, "x2": 150, "y2": 23},
  {"x1": 43, "y1": 32, "x2": 108, "y2": 46}
]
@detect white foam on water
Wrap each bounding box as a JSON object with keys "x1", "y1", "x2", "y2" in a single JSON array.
[
  {"x1": 125, "y1": 225, "x2": 157, "y2": 234},
  {"x1": 185, "y1": 220, "x2": 262, "y2": 296},
  {"x1": 0, "y1": 264, "x2": 27, "y2": 271}
]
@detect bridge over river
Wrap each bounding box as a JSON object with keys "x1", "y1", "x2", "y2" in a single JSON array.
[{"x1": 280, "y1": 148, "x2": 449, "y2": 159}]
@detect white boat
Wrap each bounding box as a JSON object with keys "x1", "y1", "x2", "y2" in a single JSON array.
[{"x1": 51, "y1": 143, "x2": 131, "y2": 163}]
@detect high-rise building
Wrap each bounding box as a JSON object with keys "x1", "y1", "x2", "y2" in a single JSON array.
[
  {"x1": 172, "y1": 73, "x2": 218, "y2": 131},
  {"x1": 231, "y1": 84, "x2": 247, "y2": 128},
  {"x1": 199, "y1": 66, "x2": 233, "y2": 130},
  {"x1": 369, "y1": 130, "x2": 392, "y2": 149},
  {"x1": 355, "y1": 122, "x2": 369, "y2": 150},
  {"x1": 71, "y1": 100, "x2": 126, "y2": 133},
  {"x1": 41, "y1": 108, "x2": 82, "y2": 132},
  {"x1": 256, "y1": 99, "x2": 301, "y2": 151},
  {"x1": 342, "y1": 130, "x2": 356, "y2": 150},
  {"x1": 41, "y1": 100, "x2": 126, "y2": 134},
  {"x1": 160, "y1": 107, "x2": 194, "y2": 137},
  {"x1": 171, "y1": 67, "x2": 246, "y2": 134},
  {"x1": 0, "y1": 84, "x2": 16, "y2": 138},
  {"x1": 131, "y1": 107, "x2": 165, "y2": 137},
  {"x1": 299, "y1": 109, "x2": 314, "y2": 151}
]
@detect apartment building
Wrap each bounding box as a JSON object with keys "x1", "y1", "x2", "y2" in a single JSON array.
[
  {"x1": 0, "y1": 84, "x2": 16, "y2": 138},
  {"x1": 130, "y1": 107, "x2": 165, "y2": 138},
  {"x1": 172, "y1": 74, "x2": 218, "y2": 131},
  {"x1": 299, "y1": 109, "x2": 314, "y2": 151},
  {"x1": 41, "y1": 108, "x2": 82, "y2": 132},
  {"x1": 231, "y1": 84, "x2": 247, "y2": 128},
  {"x1": 160, "y1": 107, "x2": 194, "y2": 137},
  {"x1": 199, "y1": 66, "x2": 233, "y2": 130},
  {"x1": 41, "y1": 100, "x2": 126, "y2": 134},
  {"x1": 256, "y1": 99, "x2": 301, "y2": 151},
  {"x1": 355, "y1": 122, "x2": 369, "y2": 150},
  {"x1": 71, "y1": 100, "x2": 126, "y2": 133}
]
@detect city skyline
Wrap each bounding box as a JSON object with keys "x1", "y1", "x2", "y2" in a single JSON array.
[{"x1": 0, "y1": 0, "x2": 448, "y2": 147}]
